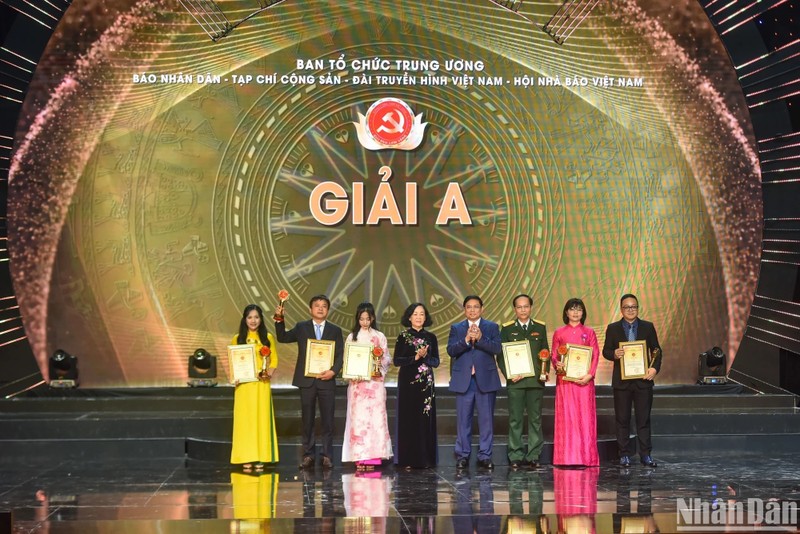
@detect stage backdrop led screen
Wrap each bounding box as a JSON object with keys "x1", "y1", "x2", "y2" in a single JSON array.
[{"x1": 8, "y1": 0, "x2": 761, "y2": 387}]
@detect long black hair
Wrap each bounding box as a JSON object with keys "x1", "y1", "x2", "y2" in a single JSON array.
[
  {"x1": 237, "y1": 304, "x2": 270, "y2": 346},
  {"x1": 350, "y1": 302, "x2": 378, "y2": 339}
]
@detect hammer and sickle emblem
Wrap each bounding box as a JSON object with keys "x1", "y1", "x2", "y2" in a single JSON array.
[{"x1": 376, "y1": 110, "x2": 405, "y2": 133}]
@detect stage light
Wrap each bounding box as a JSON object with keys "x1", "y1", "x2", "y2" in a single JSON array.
[
  {"x1": 49, "y1": 350, "x2": 78, "y2": 388},
  {"x1": 698, "y1": 347, "x2": 728, "y2": 384},
  {"x1": 188, "y1": 348, "x2": 217, "y2": 387}
]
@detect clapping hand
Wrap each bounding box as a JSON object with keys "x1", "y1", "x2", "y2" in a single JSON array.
[{"x1": 466, "y1": 324, "x2": 481, "y2": 344}]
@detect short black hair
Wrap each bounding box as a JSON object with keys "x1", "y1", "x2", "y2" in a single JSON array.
[
  {"x1": 400, "y1": 302, "x2": 433, "y2": 328},
  {"x1": 562, "y1": 298, "x2": 587, "y2": 325},
  {"x1": 463, "y1": 295, "x2": 483, "y2": 308},
  {"x1": 620, "y1": 293, "x2": 638, "y2": 305},
  {"x1": 309, "y1": 294, "x2": 331, "y2": 308},
  {"x1": 512, "y1": 294, "x2": 533, "y2": 307}
]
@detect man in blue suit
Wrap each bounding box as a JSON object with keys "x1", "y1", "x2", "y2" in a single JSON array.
[{"x1": 447, "y1": 295, "x2": 502, "y2": 469}]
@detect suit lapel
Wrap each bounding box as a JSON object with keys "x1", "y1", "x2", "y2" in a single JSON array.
[
  {"x1": 617, "y1": 320, "x2": 627, "y2": 340},
  {"x1": 307, "y1": 320, "x2": 317, "y2": 340}
]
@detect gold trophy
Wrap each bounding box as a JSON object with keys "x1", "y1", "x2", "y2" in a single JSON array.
[
  {"x1": 371, "y1": 346, "x2": 384, "y2": 378},
  {"x1": 273, "y1": 289, "x2": 290, "y2": 321},
  {"x1": 555, "y1": 345, "x2": 568, "y2": 375},
  {"x1": 258, "y1": 345, "x2": 272, "y2": 380},
  {"x1": 538, "y1": 349, "x2": 550, "y2": 381},
  {"x1": 649, "y1": 347, "x2": 661, "y2": 369}
]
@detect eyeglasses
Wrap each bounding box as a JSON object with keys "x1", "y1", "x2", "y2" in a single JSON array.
[
  {"x1": 568, "y1": 306, "x2": 583, "y2": 312},
  {"x1": 622, "y1": 305, "x2": 639, "y2": 310}
]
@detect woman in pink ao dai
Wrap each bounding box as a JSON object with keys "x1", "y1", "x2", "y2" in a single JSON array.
[
  {"x1": 551, "y1": 297, "x2": 600, "y2": 467},
  {"x1": 342, "y1": 302, "x2": 393, "y2": 470}
]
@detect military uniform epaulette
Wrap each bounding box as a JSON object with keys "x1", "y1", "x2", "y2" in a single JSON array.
[
  {"x1": 502, "y1": 320, "x2": 516, "y2": 327},
  {"x1": 533, "y1": 319, "x2": 545, "y2": 325}
]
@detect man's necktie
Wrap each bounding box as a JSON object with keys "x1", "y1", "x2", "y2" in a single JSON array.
[
  {"x1": 315, "y1": 323, "x2": 322, "y2": 340},
  {"x1": 522, "y1": 323, "x2": 528, "y2": 333},
  {"x1": 627, "y1": 324, "x2": 636, "y2": 341}
]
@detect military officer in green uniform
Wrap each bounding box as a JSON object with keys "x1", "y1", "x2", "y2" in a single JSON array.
[{"x1": 498, "y1": 294, "x2": 550, "y2": 469}]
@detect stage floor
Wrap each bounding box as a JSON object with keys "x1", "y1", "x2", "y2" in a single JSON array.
[{"x1": 2, "y1": 452, "x2": 799, "y2": 533}]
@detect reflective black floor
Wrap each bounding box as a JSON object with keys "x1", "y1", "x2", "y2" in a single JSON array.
[{"x1": 2, "y1": 453, "x2": 800, "y2": 533}]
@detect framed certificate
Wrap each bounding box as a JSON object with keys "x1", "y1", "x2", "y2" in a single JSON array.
[
  {"x1": 501, "y1": 341, "x2": 536, "y2": 378},
  {"x1": 563, "y1": 344, "x2": 592, "y2": 382},
  {"x1": 228, "y1": 344, "x2": 258, "y2": 383},
  {"x1": 305, "y1": 339, "x2": 335, "y2": 377},
  {"x1": 342, "y1": 342, "x2": 373, "y2": 380},
  {"x1": 620, "y1": 340, "x2": 648, "y2": 380}
]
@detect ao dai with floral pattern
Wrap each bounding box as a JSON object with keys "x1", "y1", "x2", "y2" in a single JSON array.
[{"x1": 341, "y1": 328, "x2": 393, "y2": 463}]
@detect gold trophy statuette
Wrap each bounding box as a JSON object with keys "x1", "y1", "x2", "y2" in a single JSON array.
[
  {"x1": 556, "y1": 345, "x2": 568, "y2": 375},
  {"x1": 273, "y1": 289, "x2": 290, "y2": 322},
  {"x1": 649, "y1": 347, "x2": 661, "y2": 368},
  {"x1": 371, "y1": 346, "x2": 384, "y2": 379},
  {"x1": 258, "y1": 345, "x2": 271, "y2": 380},
  {"x1": 538, "y1": 349, "x2": 550, "y2": 381}
]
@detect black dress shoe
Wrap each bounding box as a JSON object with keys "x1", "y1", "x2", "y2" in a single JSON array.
[
  {"x1": 456, "y1": 458, "x2": 469, "y2": 469},
  {"x1": 321, "y1": 456, "x2": 333, "y2": 469},
  {"x1": 477, "y1": 459, "x2": 494, "y2": 470},
  {"x1": 510, "y1": 460, "x2": 521, "y2": 469},
  {"x1": 619, "y1": 455, "x2": 631, "y2": 467},
  {"x1": 640, "y1": 455, "x2": 657, "y2": 468},
  {"x1": 528, "y1": 460, "x2": 540, "y2": 469},
  {"x1": 300, "y1": 456, "x2": 314, "y2": 469}
]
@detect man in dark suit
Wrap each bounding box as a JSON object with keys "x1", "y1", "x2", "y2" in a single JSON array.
[
  {"x1": 602, "y1": 293, "x2": 662, "y2": 468},
  {"x1": 447, "y1": 295, "x2": 502, "y2": 469},
  {"x1": 498, "y1": 294, "x2": 549, "y2": 469},
  {"x1": 275, "y1": 294, "x2": 343, "y2": 469}
]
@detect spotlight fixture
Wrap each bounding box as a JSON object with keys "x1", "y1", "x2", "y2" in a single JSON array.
[
  {"x1": 179, "y1": 0, "x2": 286, "y2": 42},
  {"x1": 542, "y1": 0, "x2": 604, "y2": 45},
  {"x1": 49, "y1": 350, "x2": 79, "y2": 388},
  {"x1": 188, "y1": 348, "x2": 218, "y2": 387},
  {"x1": 698, "y1": 347, "x2": 728, "y2": 384}
]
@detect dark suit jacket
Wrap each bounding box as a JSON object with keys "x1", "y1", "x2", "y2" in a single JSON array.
[
  {"x1": 275, "y1": 319, "x2": 344, "y2": 388},
  {"x1": 447, "y1": 318, "x2": 502, "y2": 394},
  {"x1": 499, "y1": 319, "x2": 549, "y2": 389},
  {"x1": 602, "y1": 319, "x2": 662, "y2": 389}
]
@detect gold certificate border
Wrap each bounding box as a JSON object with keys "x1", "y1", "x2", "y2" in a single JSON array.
[
  {"x1": 305, "y1": 339, "x2": 335, "y2": 377},
  {"x1": 501, "y1": 340, "x2": 536, "y2": 378},
  {"x1": 620, "y1": 340, "x2": 648, "y2": 380},
  {"x1": 342, "y1": 341, "x2": 373, "y2": 380},
  {"x1": 563, "y1": 343, "x2": 592, "y2": 382},
  {"x1": 228, "y1": 343, "x2": 257, "y2": 383}
]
